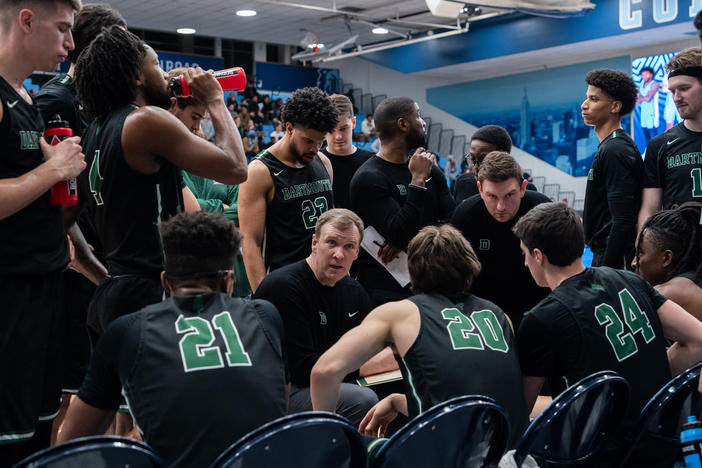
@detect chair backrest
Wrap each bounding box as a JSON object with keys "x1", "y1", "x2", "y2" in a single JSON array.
[
  {"x1": 210, "y1": 411, "x2": 367, "y2": 468},
  {"x1": 370, "y1": 395, "x2": 509, "y2": 468},
  {"x1": 12, "y1": 435, "x2": 165, "y2": 468},
  {"x1": 513, "y1": 370, "x2": 630, "y2": 467},
  {"x1": 616, "y1": 361, "x2": 702, "y2": 467}
]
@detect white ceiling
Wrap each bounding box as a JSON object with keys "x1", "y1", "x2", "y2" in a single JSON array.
[
  {"x1": 96, "y1": 0, "x2": 699, "y2": 84},
  {"x1": 101, "y1": 0, "x2": 474, "y2": 48}
]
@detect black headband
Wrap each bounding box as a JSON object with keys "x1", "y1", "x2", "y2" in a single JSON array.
[{"x1": 668, "y1": 67, "x2": 702, "y2": 78}]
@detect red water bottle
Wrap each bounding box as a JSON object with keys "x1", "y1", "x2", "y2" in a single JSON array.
[
  {"x1": 168, "y1": 67, "x2": 247, "y2": 98},
  {"x1": 45, "y1": 114, "x2": 78, "y2": 206}
]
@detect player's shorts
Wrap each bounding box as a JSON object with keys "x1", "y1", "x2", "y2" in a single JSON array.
[
  {"x1": 0, "y1": 272, "x2": 65, "y2": 445},
  {"x1": 61, "y1": 270, "x2": 95, "y2": 394},
  {"x1": 87, "y1": 274, "x2": 162, "y2": 343}
]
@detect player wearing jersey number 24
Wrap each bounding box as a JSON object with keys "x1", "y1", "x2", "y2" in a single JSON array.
[{"x1": 514, "y1": 202, "x2": 702, "y2": 466}]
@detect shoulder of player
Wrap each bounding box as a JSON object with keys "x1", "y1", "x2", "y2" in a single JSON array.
[
  {"x1": 241, "y1": 158, "x2": 274, "y2": 189},
  {"x1": 655, "y1": 276, "x2": 695, "y2": 302},
  {"x1": 350, "y1": 156, "x2": 385, "y2": 187},
  {"x1": 454, "y1": 194, "x2": 484, "y2": 216}
]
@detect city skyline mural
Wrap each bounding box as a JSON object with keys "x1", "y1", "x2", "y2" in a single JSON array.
[{"x1": 426, "y1": 56, "x2": 632, "y2": 177}]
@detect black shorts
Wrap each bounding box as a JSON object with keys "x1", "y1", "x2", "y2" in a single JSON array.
[
  {"x1": 61, "y1": 270, "x2": 95, "y2": 393},
  {"x1": 87, "y1": 274, "x2": 162, "y2": 342},
  {"x1": 0, "y1": 272, "x2": 65, "y2": 445}
]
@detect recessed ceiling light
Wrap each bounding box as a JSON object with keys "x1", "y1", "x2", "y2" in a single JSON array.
[
  {"x1": 177, "y1": 28, "x2": 196, "y2": 34},
  {"x1": 236, "y1": 9, "x2": 257, "y2": 17},
  {"x1": 307, "y1": 43, "x2": 325, "y2": 49},
  {"x1": 372, "y1": 27, "x2": 389, "y2": 34}
]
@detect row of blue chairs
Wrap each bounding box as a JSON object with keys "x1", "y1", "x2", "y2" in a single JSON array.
[{"x1": 13, "y1": 361, "x2": 702, "y2": 467}]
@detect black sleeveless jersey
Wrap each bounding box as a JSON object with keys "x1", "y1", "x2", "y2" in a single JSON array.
[
  {"x1": 521, "y1": 267, "x2": 670, "y2": 417},
  {"x1": 257, "y1": 150, "x2": 333, "y2": 271},
  {"x1": 644, "y1": 123, "x2": 702, "y2": 209},
  {"x1": 400, "y1": 293, "x2": 528, "y2": 448},
  {"x1": 81, "y1": 293, "x2": 287, "y2": 468},
  {"x1": 79, "y1": 105, "x2": 183, "y2": 275},
  {"x1": 35, "y1": 74, "x2": 89, "y2": 138},
  {"x1": 35, "y1": 74, "x2": 101, "y2": 258},
  {"x1": 0, "y1": 76, "x2": 68, "y2": 274}
]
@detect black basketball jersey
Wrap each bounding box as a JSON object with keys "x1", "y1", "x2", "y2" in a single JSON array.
[
  {"x1": 257, "y1": 150, "x2": 333, "y2": 271},
  {"x1": 644, "y1": 123, "x2": 702, "y2": 209},
  {"x1": 79, "y1": 105, "x2": 183, "y2": 275},
  {"x1": 400, "y1": 293, "x2": 528, "y2": 448},
  {"x1": 35, "y1": 74, "x2": 89, "y2": 138},
  {"x1": 538, "y1": 267, "x2": 669, "y2": 413},
  {"x1": 83, "y1": 293, "x2": 287, "y2": 468},
  {"x1": 0, "y1": 76, "x2": 68, "y2": 274},
  {"x1": 35, "y1": 73, "x2": 102, "y2": 258},
  {"x1": 320, "y1": 147, "x2": 373, "y2": 209}
]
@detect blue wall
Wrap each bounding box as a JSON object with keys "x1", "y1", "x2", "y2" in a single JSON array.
[{"x1": 427, "y1": 56, "x2": 632, "y2": 176}]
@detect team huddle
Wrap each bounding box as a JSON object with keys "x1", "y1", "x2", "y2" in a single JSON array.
[{"x1": 2, "y1": 0, "x2": 702, "y2": 467}]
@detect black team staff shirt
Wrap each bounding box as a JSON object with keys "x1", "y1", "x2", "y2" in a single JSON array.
[
  {"x1": 350, "y1": 156, "x2": 455, "y2": 303},
  {"x1": 583, "y1": 129, "x2": 642, "y2": 268},
  {"x1": 254, "y1": 259, "x2": 372, "y2": 387},
  {"x1": 451, "y1": 190, "x2": 551, "y2": 330},
  {"x1": 321, "y1": 146, "x2": 374, "y2": 210}
]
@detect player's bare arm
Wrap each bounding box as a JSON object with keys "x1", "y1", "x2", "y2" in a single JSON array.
[{"x1": 239, "y1": 159, "x2": 274, "y2": 292}]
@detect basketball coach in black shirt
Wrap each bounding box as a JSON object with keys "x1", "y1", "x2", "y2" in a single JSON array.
[
  {"x1": 255, "y1": 208, "x2": 395, "y2": 427},
  {"x1": 451, "y1": 152, "x2": 550, "y2": 329}
]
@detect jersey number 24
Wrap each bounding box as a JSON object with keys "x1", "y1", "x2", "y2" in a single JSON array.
[{"x1": 594, "y1": 288, "x2": 655, "y2": 362}]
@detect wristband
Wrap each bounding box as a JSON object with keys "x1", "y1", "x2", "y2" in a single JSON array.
[{"x1": 408, "y1": 183, "x2": 427, "y2": 191}]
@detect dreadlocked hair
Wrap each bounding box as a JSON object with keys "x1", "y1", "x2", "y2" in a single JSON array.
[
  {"x1": 639, "y1": 202, "x2": 702, "y2": 280},
  {"x1": 75, "y1": 25, "x2": 146, "y2": 120}
]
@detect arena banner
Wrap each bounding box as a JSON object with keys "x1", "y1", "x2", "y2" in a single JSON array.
[
  {"x1": 362, "y1": 0, "x2": 701, "y2": 73},
  {"x1": 427, "y1": 56, "x2": 632, "y2": 176},
  {"x1": 157, "y1": 52, "x2": 224, "y2": 73},
  {"x1": 254, "y1": 62, "x2": 339, "y2": 94}
]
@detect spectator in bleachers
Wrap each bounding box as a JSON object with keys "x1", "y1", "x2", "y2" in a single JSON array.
[
  {"x1": 634, "y1": 202, "x2": 702, "y2": 321},
  {"x1": 243, "y1": 80, "x2": 259, "y2": 100},
  {"x1": 361, "y1": 113, "x2": 375, "y2": 141},
  {"x1": 226, "y1": 92, "x2": 237, "y2": 109},
  {"x1": 58, "y1": 211, "x2": 287, "y2": 468},
  {"x1": 581, "y1": 69, "x2": 641, "y2": 269},
  {"x1": 256, "y1": 209, "x2": 389, "y2": 427},
  {"x1": 514, "y1": 202, "x2": 702, "y2": 465},
  {"x1": 451, "y1": 152, "x2": 550, "y2": 330},
  {"x1": 262, "y1": 94, "x2": 275, "y2": 123},
  {"x1": 443, "y1": 156, "x2": 458, "y2": 188},
  {"x1": 270, "y1": 122, "x2": 285, "y2": 141},
  {"x1": 350, "y1": 97, "x2": 454, "y2": 306},
  {"x1": 243, "y1": 128, "x2": 260, "y2": 160},
  {"x1": 321, "y1": 94, "x2": 374, "y2": 209},
  {"x1": 274, "y1": 98, "x2": 284, "y2": 120},
  {"x1": 310, "y1": 224, "x2": 528, "y2": 448},
  {"x1": 238, "y1": 104, "x2": 251, "y2": 130},
  {"x1": 238, "y1": 87, "x2": 336, "y2": 292}
]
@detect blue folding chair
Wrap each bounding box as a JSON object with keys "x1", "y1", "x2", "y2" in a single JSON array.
[
  {"x1": 12, "y1": 435, "x2": 165, "y2": 468},
  {"x1": 370, "y1": 395, "x2": 509, "y2": 468},
  {"x1": 210, "y1": 411, "x2": 367, "y2": 468},
  {"x1": 513, "y1": 370, "x2": 630, "y2": 467},
  {"x1": 615, "y1": 361, "x2": 702, "y2": 467}
]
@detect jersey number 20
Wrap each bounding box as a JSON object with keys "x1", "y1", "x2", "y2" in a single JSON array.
[
  {"x1": 441, "y1": 308, "x2": 509, "y2": 353},
  {"x1": 175, "y1": 312, "x2": 252, "y2": 372},
  {"x1": 594, "y1": 288, "x2": 655, "y2": 362}
]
